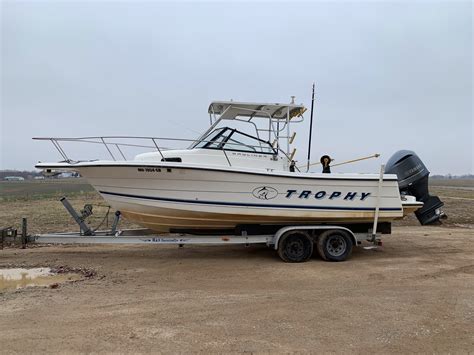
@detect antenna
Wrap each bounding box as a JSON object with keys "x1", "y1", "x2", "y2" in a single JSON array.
[{"x1": 306, "y1": 83, "x2": 316, "y2": 172}]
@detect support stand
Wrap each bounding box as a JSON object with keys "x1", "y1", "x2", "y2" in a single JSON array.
[{"x1": 61, "y1": 197, "x2": 94, "y2": 236}]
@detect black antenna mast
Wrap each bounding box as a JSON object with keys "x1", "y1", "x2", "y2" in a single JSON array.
[{"x1": 306, "y1": 83, "x2": 316, "y2": 172}]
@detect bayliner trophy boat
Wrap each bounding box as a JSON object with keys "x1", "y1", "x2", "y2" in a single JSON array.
[{"x1": 34, "y1": 97, "x2": 445, "y2": 261}]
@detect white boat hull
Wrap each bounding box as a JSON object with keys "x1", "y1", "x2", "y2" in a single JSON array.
[{"x1": 43, "y1": 162, "x2": 410, "y2": 232}]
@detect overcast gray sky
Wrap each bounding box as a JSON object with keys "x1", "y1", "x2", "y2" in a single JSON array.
[{"x1": 1, "y1": 0, "x2": 472, "y2": 174}]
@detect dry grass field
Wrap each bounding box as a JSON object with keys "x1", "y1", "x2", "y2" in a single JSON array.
[
  {"x1": 0, "y1": 179, "x2": 139, "y2": 234},
  {"x1": 395, "y1": 179, "x2": 474, "y2": 228},
  {"x1": 1, "y1": 178, "x2": 473, "y2": 353},
  {"x1": 1, "y1": 178, "x2": 473, "y2": 233}
]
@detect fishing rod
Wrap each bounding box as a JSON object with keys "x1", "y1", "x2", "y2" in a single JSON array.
[
  {"x1": 299, "y1": 153, "x2": 380, "y2": 169},
  {"x1": 331, "y1": 153, "x2": 380, "y2": 167}
]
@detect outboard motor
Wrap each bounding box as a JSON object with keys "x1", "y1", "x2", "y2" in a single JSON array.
[{"x1": 385, "y1": 150, "x2": 446, "y2": 225}]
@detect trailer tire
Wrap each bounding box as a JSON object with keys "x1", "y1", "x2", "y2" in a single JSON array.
[
  {"x1": 277, "y1": 231, "x2": 313, "y2": 263},
  {"x1": 317, "y1": 229, "x2": 353, "y2": 262}
]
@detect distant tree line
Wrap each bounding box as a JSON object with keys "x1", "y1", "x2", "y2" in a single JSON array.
[
  {"x1": 0, "y1": 170, "x2": 43, "y2": 180},
  {"x1": 431, "y1": 174, "x2": 474, "y2": 180},
  {"x1": 0, "y1": 170, "x2": 80, "y2": 180}
]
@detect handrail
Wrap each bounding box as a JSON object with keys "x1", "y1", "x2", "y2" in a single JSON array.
[
  {"x1": 34, "y1": 135, "x2": 277, "y2": 164},
  {"x1": 34, "y1": 136, "x2": 275, "y2": 152},
  {"x1": 33, "y1": 135, "x2": 222, "y2": 142},
  {"x1": 151, "y1": 138, "x2": 165, "y2": 159},
  {"x1": 100, "y1": 137, "x2": 116, "y2": 161}
]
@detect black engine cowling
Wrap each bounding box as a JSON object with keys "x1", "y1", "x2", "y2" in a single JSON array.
[{"x1": 385, "y1": 150, "x2": 446, "y2": 225}]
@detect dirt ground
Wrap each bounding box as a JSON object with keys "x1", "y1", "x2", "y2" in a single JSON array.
[{"x1": 0, "y1": 226, "x2": 473, "y2": 353}]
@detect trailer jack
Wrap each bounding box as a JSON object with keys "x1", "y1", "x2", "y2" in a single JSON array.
[{"x1": 60, "y1": 197, "x2": 121, "y2": 236}]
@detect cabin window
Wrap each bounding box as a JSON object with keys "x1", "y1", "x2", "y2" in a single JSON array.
[
  {"x1": 194, "y1": 128, "x2": 226, "y2": 149},
  {"x1": 222, "y1": 132, "x2": 274, "y2": 154},
  {"x1": 193, "y1": 127, "x2": 276, "y2": 155}
]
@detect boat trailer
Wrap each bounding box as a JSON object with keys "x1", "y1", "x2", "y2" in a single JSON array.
[
  {"x1": 3, "y1": 166, "x2": 388, "y2": 262},
  {"x1": 4, "y1": 192, "x2": 385, "y2": 262}
]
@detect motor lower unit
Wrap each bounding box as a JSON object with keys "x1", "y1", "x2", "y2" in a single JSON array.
[{"x1": 386, "y1": 150, "x2": 446, "y2": 225}]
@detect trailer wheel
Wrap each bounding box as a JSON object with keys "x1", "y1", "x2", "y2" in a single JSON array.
[
  {"x1": 277, "y1": 231, "x2": 313, "y2": 263},
  {"x1": 317, "y1": 229, "x2": 353, "y2": 262}
]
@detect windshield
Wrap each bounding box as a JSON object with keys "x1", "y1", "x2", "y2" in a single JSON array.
[{"x1": 192, "y1": 127, "x2": 276, "y2": 154}]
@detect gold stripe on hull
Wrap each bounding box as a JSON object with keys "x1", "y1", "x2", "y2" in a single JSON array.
[{"x1": 120, "y1": 208, "x2": 402, "y2": 233}]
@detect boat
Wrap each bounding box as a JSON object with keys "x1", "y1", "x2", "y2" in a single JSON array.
[{"x1": 34, "y1": 98, "x2": 444, "y2": 234}]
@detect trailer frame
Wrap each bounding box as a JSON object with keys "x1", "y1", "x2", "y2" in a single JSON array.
[{"x1": 30, "y1": 224, "x2": 380, "y2": 263}]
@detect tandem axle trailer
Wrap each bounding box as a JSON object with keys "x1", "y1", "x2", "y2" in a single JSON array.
[
  {"x1": 28, "y1": 199, "x2": 384, "y2": 263},
  {"x1": 31, "y1": 226, "x2": 383, "y2": 263},
  {"x1": 6, "y1": 196, "x2": 385, "y2": 263}
]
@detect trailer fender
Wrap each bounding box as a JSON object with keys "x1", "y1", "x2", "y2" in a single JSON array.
[{"x1": 272, "y1": 225, "x2": 357, "y2": 250}]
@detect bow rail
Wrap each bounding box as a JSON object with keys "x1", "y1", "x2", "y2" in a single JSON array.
[{"x1": 33, "y1": 136, "x2": 296, "y2": 169}]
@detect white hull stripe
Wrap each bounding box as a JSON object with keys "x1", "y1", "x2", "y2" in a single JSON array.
[{"x1": 99, "y1": 191, "x2": 402, "y2": 212}]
